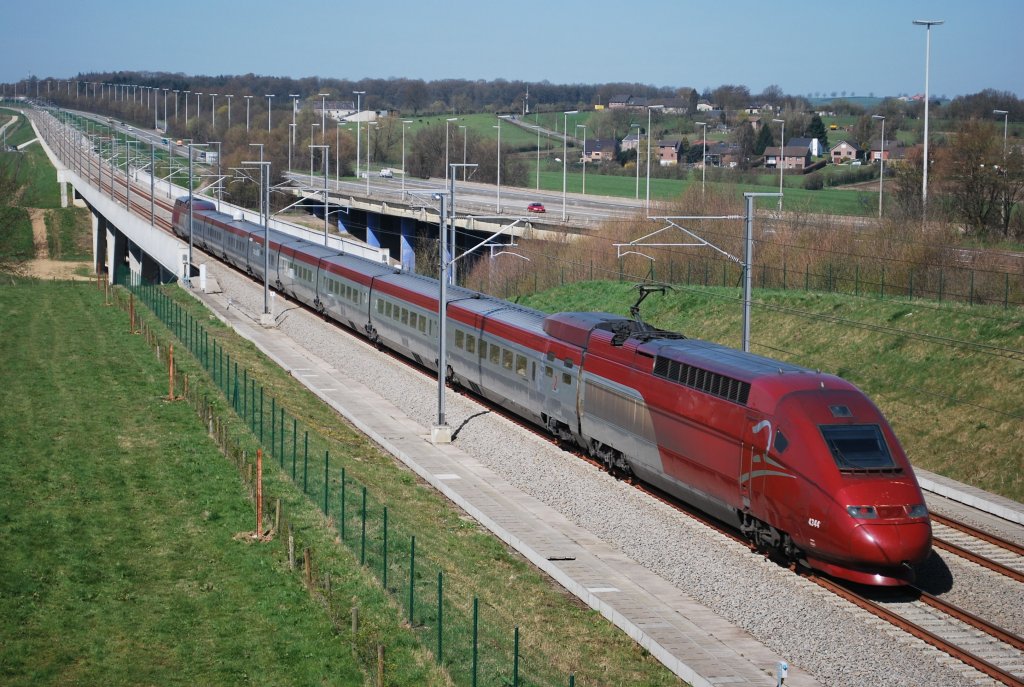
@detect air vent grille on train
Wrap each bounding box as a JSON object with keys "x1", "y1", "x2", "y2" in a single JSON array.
[{"x1": 653, "y1": 356, "x2": 751, "y2": 405}]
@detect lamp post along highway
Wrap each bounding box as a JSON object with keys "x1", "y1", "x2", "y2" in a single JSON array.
[
  {"x1": 872, "y1": 115, "x2": 885, "y2": 218},
  {"x1": 645, "y1": 104, "x2": 663, "y2": 211},
  {"x1": 266, "y1": 94, "x2": 275, "y2": 132},
  {"x1": 244, "y1": 95, "x2": 252, "y2": 130},
  {"x1": 772, "y1": 118, "x2": 785, "y2": 210},
  {"x1": 353, "y1": 90, "x2": 365, "y2": 177},
  {"x1": 562, "y1": 109, "x2": 578, "y2": 220},
  {"x1": 994, "y1": 109, "x2": 1009, "y2": 157},
  {"x1": 225, "y1": 94, "x2": 233, "y2": 128},
  {"x1": 913, "y1": 19, "x2": 943, "y2": 220},
  {"x1": 695, "y1": 121, "x2": 707, "y2": 196},
  {"x1": 319, "y1": 93, "x2": 329, "y2": 143}
]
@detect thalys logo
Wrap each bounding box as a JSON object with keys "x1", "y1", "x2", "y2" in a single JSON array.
[{"x1": 740, "y1": 419, "x2": 794, "y2": 484}]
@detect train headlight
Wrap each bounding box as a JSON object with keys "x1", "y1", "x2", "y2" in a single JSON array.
[
  {"x1": 906, "y1": 504, "x2": 928, "y2": 518},
  {"x1": 846, "y1": 505, "x2": 878, "y2": 519}
]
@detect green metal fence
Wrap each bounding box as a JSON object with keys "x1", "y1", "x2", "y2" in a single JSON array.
[{"x1": 123, "y1": 275, "x2": 577, "y2": 687}]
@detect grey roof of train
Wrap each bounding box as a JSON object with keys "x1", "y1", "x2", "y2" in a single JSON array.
[{"x1": 653, "y1": 337, "x2": 810, "y2": 379}]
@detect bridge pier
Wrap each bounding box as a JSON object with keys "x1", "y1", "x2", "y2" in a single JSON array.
[
  {"x1": 400, "y1": 217, "x2": 416, "y2": 271},
  {"x1": 366, "y1": 213, "x2": 382, "y2": 249}
]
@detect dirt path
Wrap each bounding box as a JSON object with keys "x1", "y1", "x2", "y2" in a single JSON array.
[{"x1": 24, "y1": 209, "x2": 94, "y2": 281}]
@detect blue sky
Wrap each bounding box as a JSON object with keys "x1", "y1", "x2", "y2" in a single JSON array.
[{"x1": 2, "y1": 0, "x2": 1021, "y2": 99}]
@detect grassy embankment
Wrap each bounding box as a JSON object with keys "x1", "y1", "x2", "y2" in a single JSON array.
[
  {"x1": 517, "y1": 281, "x2": 1024, "y2": 503},
  {"x1": 0, "y1": 277, "x2": 685, "y2": 687}
]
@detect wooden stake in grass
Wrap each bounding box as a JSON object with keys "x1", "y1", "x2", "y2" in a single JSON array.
[{"x1": 168, "y1": 345, "x2": 175, "y2": 401}]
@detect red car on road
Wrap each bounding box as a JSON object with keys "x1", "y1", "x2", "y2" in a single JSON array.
[{"x1": 527, "y1": 202, "x2": 546, "y2": 213}]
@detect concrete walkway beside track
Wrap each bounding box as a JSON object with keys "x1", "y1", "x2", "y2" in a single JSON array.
[{"x1": 186, "y1": 282, "x2": 819, "y2": 687}]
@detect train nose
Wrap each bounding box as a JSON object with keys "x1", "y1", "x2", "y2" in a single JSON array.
[{"x1": 849, "y1": 522, "x2": 932, "y2": 567}]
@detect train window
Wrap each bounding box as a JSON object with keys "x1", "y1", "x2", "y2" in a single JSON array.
[
  {"x1": 515, "y1": 355, "x2": 527, "y2": 377},
  {"x1": 479, "y1": 340, "x2": 487, "y2": 358},
  {"x1": 563, "y1": 358, "x2": 573, "y2": 369},
  {"x1": 466, "y1": 335, "x2": 476, "y2": 354},
  {"x1": 819, "y1": 425, "x2": 895, "y2": 470},
  {"x1": 502, "y1": 350, "x2": 513, "y2": 370},
  {"x1": 546, "y1": 352, "x2": 556, "y2": 362},
  {"x1": 377, "y1": 299, "x2": 384, "y2": 314},
  {"x1": 562, "y1": 373, "x2": 572, "y2": 385},
  {"x1": 545, "y1": 366, "x2": 553, "y2": 378},
  {"x1": 409, "y1": 313, "x2": 418, "y2": 329},
  {"x1": 386, "y1": 302, "x2": 393, "y2": 318},
  {"x1": 774, "y1": 430, "x2": 789, "y2": 454},
  {"x1": 455, "y1": 330, "x2": 465, "y2": 349},
  {"x1": 401, "y1": 308, "x2": 409, "y2": 325},
  {"x1": 418, "y1": 317, "x2": 426, "y2": 334},
  {"x1": 489, "y1": 344, "x2": 500, "y2": 365}
]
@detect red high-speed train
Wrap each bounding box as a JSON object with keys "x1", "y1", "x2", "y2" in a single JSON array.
[{"x1": 173, "y1": 197, "x2": 933, "y2": 585}]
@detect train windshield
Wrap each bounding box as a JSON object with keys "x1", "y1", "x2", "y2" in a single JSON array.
[{"x1": 819, "y1": 424, "x2": 897, "y2": 471}]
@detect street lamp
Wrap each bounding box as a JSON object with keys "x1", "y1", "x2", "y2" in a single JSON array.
[
  {"x1": 632, "y1": 123, "x2": 642, "y2": 199},
  {"x1": 994, "y1": 109, "x2": 1009, "y2": 157},
  {"x1": 493, "y1": 121, "x2": 501, "y2": 212},
  {"x1": 695, "y1": 121, "x2": 707, "y2": 196},
  {"x1": 310, "y1": 123, "x2": 320, "y2": 179},
  {"x1": 460, "y1": 124, "x2": 468, "y2": 181},
  {"x1": 184, "y1": 90, "x2": 191, "y2": 123},
  {"x1": 534, "y1": 124, "x2": 542, "y2": 191},
  {"x1": 353, "y1": 90, "x2": 365, "y2": 177},
  {"x1": 196, "y1": 92, "x2": 202, "y2": 121},
  {"x1": 210, "y1": 93, "x2": 217, "y2": 128},
  {"x1": 576, "y1": 123, "x2": 587, "y2": 195},
  {"x1": 265, "y1": 94, "x2": 275, "y2": 131},
  {"x1": 913, "y1": 19, "x2": 943, "y2": 220},
  {"x1": 289, "y1": 94, "x2": 300, "y2": 146},
  {"x1": 444, "y1": 117, "x2": 459, "y2": 183},
  {"x1": 646, "y1": 104, "x2": 664, "y2": 211},
  {"x1": 225, "y1": 94, "x2": 233, "y2": 128},
  {"x1": 319, "y1": 92, "x2": 330, "y2": 143},
  {"x1": 365, "y1": 122, "x2": 377, "y2": 194},
  {"x1": 872, "y1": 115, "x2": 885, "y2": 218},
  {"x1": 562, "y1": 109, "x2": 578, "y2": 220},
  {"x1": 288, "y1": 123, "x2": 295, "y2": 172},
  {"x1": 401, "y1": 119, "x2": 413, "y2": 197},
  {"x1": 772, "y1": 118, "x2": 786, "y2": 210},
  {"x1": 244, "y1": 95, "x2": 252, "y2": 131}
]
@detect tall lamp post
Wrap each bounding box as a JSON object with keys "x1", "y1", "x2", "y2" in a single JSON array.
[
  {"x1": 645, "y1": 104, "x2": 664, "y2": 211},
  {"x1": 184, "y1": 90, "x2": 191, "y2": 123},
  {"x1": 265, "y1": 94, "x2": 275, "y2": 132},
  {"x1": 492, "y1": 121, "x2": 501, "y2": 212},
  {"x1": 576, "y1": 123, "x2": 587, "y2": 195},
  {"x1": 210, "y1": 93, "x2": 217, "y2": 128},
  {"x1": 994, "y1": 109, "x2": 1009, "y2": 157},
  {"x1": 872, "y1": 114, "x2": 885, "y2": 218},
  {"x1": 562, "y1": 109, "x2": 578, "y2": 220},
  {"x1": 444, "y1": 117, "x2": 459, "y2": 183},
  {"x1": 633, "y1": 123, "x2": 642, "y2": 199},
  {"x1": 401, "y1": 119, "x2": 413, "y2": 197},
  {"x1": 289, "y1": 94, "x2": 300, "y2": 148},
  {"x1": 772, "y1": 117, "x2": 785, "y2": 210},
  {"x1": 353, "y1": 90, "x2": 365, "y2": 177},
  {"x1": 913, "y1": 19, "x2": 943, "y2": 220},
  {"x1": 319, "y1": 92, "x2": 330, "y2": 143},
  {"x1": 225, "y1": 94, "x2": 233, "y2": 128},
  {"x1": 244, "y1": 95, "x2": 252, "y2": 131},
  {"x1": 695, "y1": 121, "x2": 707, "y2": 196}
]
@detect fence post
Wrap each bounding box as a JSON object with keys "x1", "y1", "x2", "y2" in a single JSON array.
[
  {"x1": 292, "y1": 420, "x2": 298, "y2": 479},
  {"x1": 360, "y1": 486, "x2": 367, "y2": 565},
  {"x1": 340, "y1": 467, "x2": 347, "y2": 540},
  {"x1": 513, "y1": 625, "x2": 520, "y2": 687},
  {"x1": 472, "y1": 596, "x2": 479, "y2": 687},
  {"x1": 303, "y1": 433, "x2": 309, "y2": 493},
  {"x1": 436, "y1": 571, "x2": 443, "y2": 665},
  {"x1": 243, "y1": 369, "x2": 248, "y2": 418},
  {"x1": 255, "y1": 449, "x2": 263, "y2": 537},
  {"x1": 280, "y1": 408, "x2": 285, "y2": 466},
  {"x1": 271, "y1": 398, "x2": 276, "y2": 458},
  {"x1": 382, "y1": 507, "x2": 388, "y2": 590},
  {"x1": 259, "y1": 387, "x2": 264, "y2": 443},
  {"x1": 408, "y1": 536, "x2": 415, "y2": 625},
  {"x1": 323, "y1": 451, "x2": 330, "y2": 514}
]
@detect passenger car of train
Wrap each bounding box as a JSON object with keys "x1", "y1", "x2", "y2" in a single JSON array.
[{"x1": 173, "y1": 197, "x2": 933, "y2": 586}]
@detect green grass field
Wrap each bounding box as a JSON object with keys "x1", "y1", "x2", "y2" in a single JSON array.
[
  {"x1": 0, "y1": 278, "x2": 684, "y2": 686},
  {"x1": 518, "y1": 281, "x2": 1024, "y2": 503}
]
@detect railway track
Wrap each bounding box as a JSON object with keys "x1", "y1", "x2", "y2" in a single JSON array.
[{"x1": 932, "y1": 513, "x2": 1024, "y2": 584}]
